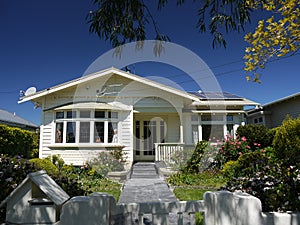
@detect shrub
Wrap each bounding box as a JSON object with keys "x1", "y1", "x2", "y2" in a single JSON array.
[
  {"x1": 88, "y1": 150, "x2": 125, "y2": 176},
  {"x1": 0, "y1": 125, "x2": 38, "y2": 158},
  {"x1": 236, "y1": 124, "x2": 273, "y2": 149},
  {"x1": 273, "y1": 116, "x2": 300, "y2": 164},
  {"x1": 29, "y1": 158, "x2": 59, "y2": 176},
  {"x1": 182, "y1": 141, "x2": 218, "y2": 173},
  {"x1": 167, "y1": 146, "x2": 195, "y2": 171},
  {"x1": 222, "y1": 148, "x2": 300, "y2": 212},
  {"x1": 221, "y1": 160, "x2": 240, "y2": 179},
  {"x1": 214, "y1": 136, "x2": 252, "y2": 169}
]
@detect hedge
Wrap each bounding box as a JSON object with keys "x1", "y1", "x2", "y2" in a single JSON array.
[{"x1": 0, "y1": 125, "x2": 38, "y2": 158}]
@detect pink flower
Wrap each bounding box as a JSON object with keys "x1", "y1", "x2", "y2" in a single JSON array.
[
  {"x1": 238, "y1": 152, "x2": 242, "y2": 155},
  {"x1": 246, "y1": 146, "x2": 251, "y2": 149},
  {"x1": 241, "y1": 136, "x2": 247, "y2": 142},
  {"x1": 257, "y1": 143, "x2": 261, "y2": 147}
]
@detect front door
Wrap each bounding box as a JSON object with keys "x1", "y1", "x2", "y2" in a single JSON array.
[{"x1": 134, "y1": 117, "x2": 165, "y2": 162}]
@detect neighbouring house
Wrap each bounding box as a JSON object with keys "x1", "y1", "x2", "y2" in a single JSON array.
[
  {"x1": 247, "y1": 92, "x2": 300, "y2": 128},
  {"x1": 18, "y1": 67, "x2": 259, "y2": 165},
  {"x1": 0, "y1": 109, "x2": 38, "y2": 131},
  {"x1": 0, "y1": 170, "x2": 70, "y2": 224}
]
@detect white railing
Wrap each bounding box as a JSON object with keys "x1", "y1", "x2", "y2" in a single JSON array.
[{"x1": 155, "y1": 143, "x2": 184, "y2": 162}]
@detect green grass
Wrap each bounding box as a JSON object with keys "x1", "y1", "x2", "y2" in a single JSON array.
[
  {"x1": 80, "y1": 177, "x2": 122, "y2": 201},
  {"x1": 167, "y1": 170, "x2": 227, "y2": 188},
  {"x1": 169, "y1": 171, "x2": 227, "y2": 225}
]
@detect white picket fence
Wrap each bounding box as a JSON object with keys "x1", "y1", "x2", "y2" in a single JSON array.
[{"x1": 57, "y1": 191, "x2": 300, "y2": 225}]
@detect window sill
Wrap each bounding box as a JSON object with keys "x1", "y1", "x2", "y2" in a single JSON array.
[{"x1": 48, "y1": 143, "x2": 124, "y2": 149}]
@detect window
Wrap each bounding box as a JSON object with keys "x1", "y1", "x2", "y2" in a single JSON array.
[
  {"x1": 67, "y1": 111, "x2": 76, "y2": 118},
  {"x1": 80, "y1": 111, "x2": 90, "y2": 118},
  {"x1": 54, "y1": 110, "x2": 119, "y2": 144},
  {"x1": 56, "y1": 111, "x2": 64, "y2": 119},
  {"x1": 191, "y1": 115, "x2": 199, "y2": 122},
  {"x1": 95, "y1": 111, "x2": 105, "y2": 118},
  {"x1": 227, "y1": 115, "x2": 234, "y2": 122},
  {"x1": 192, "y1": 125, "x2": 199, "y2": 143},
  {"x1": 79, "y1": 122, "x2": 90, "y2": 143},
  {"x1": 66, "y1": 122, "x2": 76, "y2": 143},
  {"x1": 55, "y1": 122, "x2": 63, "y2": 143},
  {"x1": 94, "y1": 122, "x2": 104, "y2": 143},
  {"x1": 202, "y1": 125, "x2": 223, "y2": 142}
]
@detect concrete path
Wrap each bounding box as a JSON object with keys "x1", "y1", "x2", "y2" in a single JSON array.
[
  {"x1": 118, "y1": 162, "x2": 177, "y2": 203},
  {"x1": 118, "y1": 162, "x2": 193, "y2": 225}
]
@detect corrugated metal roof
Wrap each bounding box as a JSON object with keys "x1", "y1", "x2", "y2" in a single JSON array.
[{"x1": 0, "y1": 109, "x2": 38, "y2": 128}]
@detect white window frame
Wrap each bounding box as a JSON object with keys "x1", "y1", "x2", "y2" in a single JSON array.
[{"x1": 53, "y1": 109, "x2": 119, "y2": 146}]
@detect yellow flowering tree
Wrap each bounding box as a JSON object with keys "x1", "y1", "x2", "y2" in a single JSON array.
[{"x1": 244, "y1": 0, "x2": 300, "y2": 82}]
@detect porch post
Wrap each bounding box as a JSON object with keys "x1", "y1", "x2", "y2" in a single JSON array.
[{"x1": 179, "y1": 109, "x2": 184, "y2": 143}]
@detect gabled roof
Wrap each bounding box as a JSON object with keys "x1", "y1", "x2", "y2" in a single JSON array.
[
  {"x1": 0, "y1": 170, "x2": 70, "y2": 208},
  {"x1": 263, "y1": 92, "x2": 300, "y2": 107},
  {"x1": 0, "y1": 109, "x2": 38, "y2": 128},
  {"x1": 18, "y1": 67, "x2": 200, "y2": 103}
]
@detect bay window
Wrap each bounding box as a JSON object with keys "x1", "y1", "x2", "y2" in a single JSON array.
[{"x1": 54, "y1": 110, "x2": 119, "y2": 144}]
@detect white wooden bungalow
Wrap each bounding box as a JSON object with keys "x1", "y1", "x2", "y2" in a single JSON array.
[{"x1": 19, "y1": 67, "x2": 259, "y2": 165}]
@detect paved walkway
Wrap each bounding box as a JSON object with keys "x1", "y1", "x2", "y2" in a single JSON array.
[
  {"x1": 118, "y1": 162, "x2": 177, "y2": 204},
  {"x1": 118, "y1": 162, "x2": 193, "y2": 225}
]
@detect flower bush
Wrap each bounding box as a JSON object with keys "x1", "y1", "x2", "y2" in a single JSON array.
[{"x1": 213, "y1": 135, "x2": 252, "y2": 169}]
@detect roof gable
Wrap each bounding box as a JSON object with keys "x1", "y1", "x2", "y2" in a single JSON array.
[{"x1": 18, "y1": 67, "x2": 199, "y2": 103}]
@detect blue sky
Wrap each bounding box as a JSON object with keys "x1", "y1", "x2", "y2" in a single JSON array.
[{"x1": 1, "y1": 0, "x2": 299, "y2": 125}]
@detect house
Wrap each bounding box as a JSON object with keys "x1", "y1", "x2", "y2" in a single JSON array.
[
  {"x1": 247, "y1": 92, "x2": 300, "y2": 128},
  {"x1": 19, "y1": 67, "x2": 259, "y2": 165},
  {"x1": 0, "y1": 170, "x2": 70, "y2": 224},
  {"x1": 0, "y1": 109, "x2": 38, "y2": 131}
]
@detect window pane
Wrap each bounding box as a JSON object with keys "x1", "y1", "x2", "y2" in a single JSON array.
[
  {"x1": 227, "y1": 115, "x2": 234, "y2": 122},
  {"x1": 108, "y1": 122, "x2": 118, "y2": 143},
  {"x1": 202, "y1": 125, "x2": 223, "y2": 142},
  {"x1": 95, "y1": 111, "x2": 105, "y2": 118},
  {"x1": 56, "y1": 111, "x2": 64, "y2": 119},
  {"x1": 79, "y1": 122, "x2": 90, "y2": 143},
  {"x1": 108, "y1": 111, "x2": 118, "y2": 119},
  {"x1": 135, "y1": 121, "x2": 140, "y2": 155},
  {"x1": 192, "y1": 125, "x2": 199, "y2": 143},
  {"x1": 67, "y1": 122, "x2": 76, "y2": 143},
  {"x1": 201, "y1": 115, "x2": 212, "y2": 121},
  {"x1": 55, "y1": 122, "x2": 64, "y2": 143},
  {"x1": 67, "y1": 111, "x2": 77, "y2": 118},
  {"x1": 191, "y1": 115, "x2": 198, "y2": 122},
  {"x1": 94, "y1": 122, "x2": 104, "y2": 143},
  {"x1": 80, "y1": 111, "x2": 90, "y2": 118},
  {"x1": 212, "y1": 115, "x2": 224, "y2": 121}
]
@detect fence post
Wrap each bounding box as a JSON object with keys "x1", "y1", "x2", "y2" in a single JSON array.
[{"x1": 59, "y1": 193, "x2": 111, "y2": 225}]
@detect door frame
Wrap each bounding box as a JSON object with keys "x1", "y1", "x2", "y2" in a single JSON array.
[{"x1": 133, "y1": 115, "x2": 166, "y2": 162}]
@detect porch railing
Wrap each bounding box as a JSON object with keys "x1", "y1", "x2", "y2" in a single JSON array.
[{"x1": 154, "y1": 143, "x2": 183, "y2": 162}]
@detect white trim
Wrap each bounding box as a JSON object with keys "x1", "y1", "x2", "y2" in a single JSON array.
[
  {"x1": 192, "y1": 110, "x2": 245, "y2": 114},
  {"x1": 192, "y1": 100, "x2": 259, "y2": 106}
]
